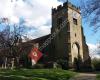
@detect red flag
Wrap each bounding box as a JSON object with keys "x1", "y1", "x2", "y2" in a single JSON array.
[{"x1": 28, "y1": 47, "x2": 43, "y2": 65}]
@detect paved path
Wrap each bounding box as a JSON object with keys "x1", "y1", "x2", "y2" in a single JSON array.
[{"x1": 70, "y1": 73, "x2": 96, "y2": 80}]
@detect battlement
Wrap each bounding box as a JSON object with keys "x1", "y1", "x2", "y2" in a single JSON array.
[{"x1": 52, "y1": 1, "x2": 80, "y2": 14}]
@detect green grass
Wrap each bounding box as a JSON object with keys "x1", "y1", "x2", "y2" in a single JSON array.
[
  {"x1": 96, "y1": 74, "x2": 100, "y2": 80},
  {"x1": 0, "y1": 69, "x2": 76, "y2": 80}
]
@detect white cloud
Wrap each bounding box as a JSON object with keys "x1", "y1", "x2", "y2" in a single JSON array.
[
  {"x1": 88, "y1": 43, "x2": 97, "y2": 50},
  {"x1": 27, "y1": 25, "x2": 51, "y2": 39},
  {"x1": 87, "y1": 43, "x2": 100, "y2": 59},
  {"x1": 0, "y1": 0, "x2": 62, "y2": 38}
]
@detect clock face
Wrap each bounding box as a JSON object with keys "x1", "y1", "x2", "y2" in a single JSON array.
[
  {"x1": 73, "y1": 12, "x2": 77, "y2": 19},
  {"x1": 72, "y1": 11, "x2": 80, "y2": 19}
]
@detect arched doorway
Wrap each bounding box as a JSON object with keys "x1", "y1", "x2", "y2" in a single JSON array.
[{"x1": 72, "y1": 42, "x2": 80, "y2": 62}]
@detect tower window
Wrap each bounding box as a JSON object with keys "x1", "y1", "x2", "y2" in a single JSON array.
[
  {"x1": 75, "y1": 33, "x2": 76, "y2": 37},
  {"x1": 73, "y1": 18, "x2": 77, "y2": 25}
]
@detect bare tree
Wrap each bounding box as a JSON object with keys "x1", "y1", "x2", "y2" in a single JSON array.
[
  {"x1": 0, "y1": 18, "x2": 30, "y2": 69},
  {"x1": 80, "y1": 0, "x2": 100, "y2": 32}
]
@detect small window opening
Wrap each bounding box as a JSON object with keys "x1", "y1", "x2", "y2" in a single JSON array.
[{"x1": 73, "y1": 18, "x2": 77, "y2": 25}]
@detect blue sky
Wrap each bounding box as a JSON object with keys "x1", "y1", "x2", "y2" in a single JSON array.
[{"x1": 0, "y1": 0, "x2": 99, "y2": 58}]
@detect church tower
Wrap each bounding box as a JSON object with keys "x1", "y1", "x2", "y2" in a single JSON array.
[{"x1": 51, "y1": 2, "x2": 90, "y2": 68}]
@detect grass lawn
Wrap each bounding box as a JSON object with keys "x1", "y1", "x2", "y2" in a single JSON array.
[
  {"x1": 96, "y1": 74, "x2": 100, "y2": 80},
  {"x1": 0, "y1": 69, "x2": 76, "y2": 80}
]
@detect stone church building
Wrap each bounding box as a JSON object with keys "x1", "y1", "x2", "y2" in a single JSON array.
[
  {"x1": 26, "y1": 2, "x2": 91, "y2": 68},
  {"x1": 0, "y1": 1, "x2": 91, "y2": 69}
]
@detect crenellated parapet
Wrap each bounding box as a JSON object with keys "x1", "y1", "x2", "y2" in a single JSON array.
[{"x1": 52, "y1": 1, "x2": 80, "y2": 14}]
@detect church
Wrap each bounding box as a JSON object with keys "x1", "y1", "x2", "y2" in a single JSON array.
[
  {"x1": 24, "y1": 1, "x2": 91, "y2": 69},
  {"x1": 0, "y1": 1, "x2": 92, "y2": 70}
]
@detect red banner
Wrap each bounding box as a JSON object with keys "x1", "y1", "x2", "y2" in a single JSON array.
[{"x1": 28, "y1": 47, "x2": 43, "y2": 64}]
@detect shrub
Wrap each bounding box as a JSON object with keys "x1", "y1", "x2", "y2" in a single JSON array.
[
  {"x1": 73, "y1": 55, "x2": 83, "y2": 71},
  {"x1": 33, "y1": 64, "x2": 44, "y2": 69},
  {"x1": 82, "y1": 57, "x2": 92, "y2": 72},
  {"x1": 44, "y1": 61, "x2": 54, "y2": 68},
  {"x1": 92, "y1": 58, "x2": 100, "y2": 71},
  {"x1": 57, "y1": 59, "x2": 69, "y2": 70}
]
